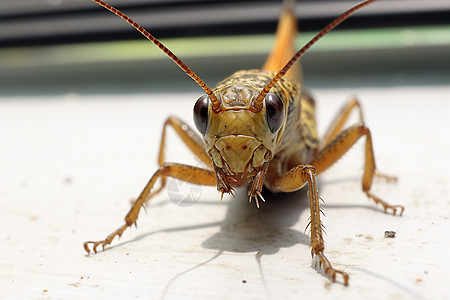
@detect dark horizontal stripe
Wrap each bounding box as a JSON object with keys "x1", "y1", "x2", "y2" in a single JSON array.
[{"x1": 0, "y1": 0, "x2": 448, "y2": 48}]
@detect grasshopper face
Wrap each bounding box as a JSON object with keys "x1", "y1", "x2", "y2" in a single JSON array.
[{"x1": 193, "y1": 71, "x2": 286, "y2": 185}]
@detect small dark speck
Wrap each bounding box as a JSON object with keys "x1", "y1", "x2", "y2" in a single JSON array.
[
  {"x1": 242, "y1": 280, "x2": 247, "y2": 283},
  {"x1": 384, "y1": 231, "x2": 396, "y2": 238},
  {"x1": 64, "y1": 177, "x2": 73, "y2": 185}
]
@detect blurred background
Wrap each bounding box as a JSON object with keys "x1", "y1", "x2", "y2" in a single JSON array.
[
  {"x1": 1, "y1": 3, "x2": 449, "y2": 298},
  {"x1": 0, "y1": 0, "x2": 449, "y2": 95}
]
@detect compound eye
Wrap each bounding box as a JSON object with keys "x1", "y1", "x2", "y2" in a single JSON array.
[
  {"x1": 193, "y1": 94, "x2": 210, "y2": 135},
  {"x1": 265, "y1": 93, "x2": 285, "y2": 133}
]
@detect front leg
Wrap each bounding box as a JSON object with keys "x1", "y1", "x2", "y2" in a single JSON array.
[
  {"x1": 84, "y1": 163, "x2": 216, "y2": 253},
  {"x1": 272, "y1": 165, "x2": 349, "y2": 285},
  {"x1": 248, "y1": 163, "x2": 269, "y2": 208}
]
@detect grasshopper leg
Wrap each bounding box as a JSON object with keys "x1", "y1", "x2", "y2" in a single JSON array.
[
  {"x1": 155, "y1": 116, "x2": 213, "y2": 191},
  {"x1": 268, "y1": 122, "x2": 404, "y2": 285},
  {"x1": 312, "y1": 123, "x2": 404, "y2": 215},
  {"x1": 319, "y1": 98, "x2": 397, "y2": 182},
  {"x1": 84, "y1": 116, "x2": 215, "y2": 254},
  {"x1": 319, "y1": 97, "x2": 364, "y2": 150},
  {"x1": 271, "y1": 165, "x2": 349, "y2": 285},
  {"x1": 158, "y1": 116, "x2": 212, "y2": 168},
  {"x1": 84, "y1": 163, "x2": 216, "y2": 253},
  {"x1": 262, "y1": 4, "x2": 301, "y2": 82}
]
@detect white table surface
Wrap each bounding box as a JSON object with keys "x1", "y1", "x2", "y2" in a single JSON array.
[{"x1": 1, "y1": 86, "x2": 449, "y2": 299}]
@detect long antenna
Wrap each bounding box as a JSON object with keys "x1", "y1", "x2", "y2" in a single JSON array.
[
  {"x1": 252, "y1": 0, "x2": 378, "y2": 112},
  {"x1": 91, "y1": 0, "x2": 221, "y2": 112}
]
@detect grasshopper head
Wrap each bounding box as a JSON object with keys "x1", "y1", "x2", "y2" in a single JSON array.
[{"x1": 193, "y1": 73, "x2": 286, "y2": 180}]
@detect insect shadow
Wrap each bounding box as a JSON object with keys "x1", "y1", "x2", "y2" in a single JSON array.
[
  {"x1": 200, "y1": 187, "x2": 310, "y2": 256},
  {"x1": 119, "y1": 187, "x2": 311, "y2": 256},
  {"x1": 160, "y1": 187, "x2": 312, "y2": 298}
]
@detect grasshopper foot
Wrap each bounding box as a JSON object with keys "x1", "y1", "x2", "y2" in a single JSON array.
[
  {"x1": 365, "y1": 191, "x2": 404, "y2": 216},
  {"x1": 315, "y1": 251, "x2": 349, "y2": 286},
  {"x1": 84, "y1": 223, "x2": 129, "y2": 254},
  {"x1": 375, "y1": 170, "x2": 398, "y2": 183}
]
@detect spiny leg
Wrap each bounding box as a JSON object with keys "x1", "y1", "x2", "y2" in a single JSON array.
[
  {"x1": 312, "y1": 123, "x2": 404, "y2": 215},
  {"x1": 305, "y1": 168, "x2": 349, "y2": 285},
  {"x1": 248, "y1": 163, "x2": 269, "y2": 208},
  {"x1": 272, "y1": 165, "x2": 349, "y2": 285},
  {"x1": 84, "y1": 163, "x2": 216, "y2": 253}
]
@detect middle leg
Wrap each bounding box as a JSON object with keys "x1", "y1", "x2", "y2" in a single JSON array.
[
  {"x1": 319, "y1": 97, "x2": 364, "y2": 151},
  {"x1": 84, "y1": 116, "x2": 216, "y2": 253},
  {"x1": 312, "y1": 123, "x2": 404, "y2": 215},
  {"x1": 319, "y1": 98, "x2": 396, "y2": 182},
  {"x1": 154, "y1": 116, "x2": 214, "y2": 197}
]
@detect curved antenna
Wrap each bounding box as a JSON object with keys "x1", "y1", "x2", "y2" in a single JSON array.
[
  {"x1": 92, "y1": 0, "x2": 221, "y2": 112},
  {"x1": 252, "y1": 0, "x2": 378, "y2": 112}
]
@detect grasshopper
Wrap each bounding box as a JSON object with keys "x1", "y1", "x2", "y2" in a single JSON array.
[{"x1": 84, "y1": 0, "x2": 404, "y2": 285}]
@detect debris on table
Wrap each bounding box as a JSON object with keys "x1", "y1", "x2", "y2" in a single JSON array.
[{"x1": 384, "y1": 231, "x2": 396, "y2": 238}]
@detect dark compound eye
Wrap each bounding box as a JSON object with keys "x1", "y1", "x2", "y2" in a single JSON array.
[
  {"x1": 193, "y1": 94, "x2": 210, "y2": 135},
  {"x1": 265, "y1": 93, "x2": 285, "y2": 134}
]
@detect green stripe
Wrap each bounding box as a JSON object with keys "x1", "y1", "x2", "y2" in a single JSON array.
[{"x1": 1, "y1": 25, "x2": 449, "y2": 68}]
